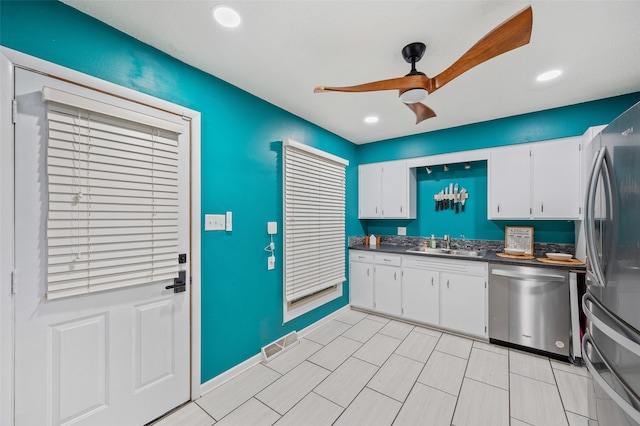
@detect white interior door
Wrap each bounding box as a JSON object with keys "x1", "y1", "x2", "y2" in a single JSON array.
[{"x1": 13, "y1": 68, "x2": 191, "y2": 426}]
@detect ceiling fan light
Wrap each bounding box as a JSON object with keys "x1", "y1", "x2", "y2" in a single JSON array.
[{"x1": 399, "y1": 88, "x2": 428, "y2": 104}]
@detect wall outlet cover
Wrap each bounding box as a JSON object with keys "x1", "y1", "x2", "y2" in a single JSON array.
[
  {"x1": 398, "y1": 227, "x2": 407, "y2": 236},
  {"x1": 267, "y1": 222, "x2": 278, "y2": 235}
]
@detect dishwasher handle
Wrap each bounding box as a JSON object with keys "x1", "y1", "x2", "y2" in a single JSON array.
[{"x1": 491, "y1": 268, "x2": 566, "y2": 282}]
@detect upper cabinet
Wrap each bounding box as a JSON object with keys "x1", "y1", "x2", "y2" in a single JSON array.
[
  {"x1": 358, "y1": 160, "x2": 416, "y2": 219},
  {"x1": 532, "y1": 137, "x2": 582, "y2": 219},
  {"x1": 487, "y1": 144, "x2": 531, "y2": 219},
  {"x1": 488, "y1": 137, "x2": 582, "y2": 220}
]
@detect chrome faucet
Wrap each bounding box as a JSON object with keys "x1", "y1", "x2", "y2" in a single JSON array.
[{"x1": 443, "y1": 234, "x2": 451, "y2": 250}]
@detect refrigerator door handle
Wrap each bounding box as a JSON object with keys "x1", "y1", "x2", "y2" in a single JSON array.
[
  {"x1": 583, "y1": 293, "x2": 640, "y2": 356},
  {"x1": 582, "y1": 335, "x2": 640, "y2": 424},
  {"x1": 584, "y1": 147, "x2": 607, "y2": 287}
]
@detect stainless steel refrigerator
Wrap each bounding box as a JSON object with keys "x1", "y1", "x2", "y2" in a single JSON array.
[{"x1": 583, "y1": 101, "x2": 640, "y2": 425}]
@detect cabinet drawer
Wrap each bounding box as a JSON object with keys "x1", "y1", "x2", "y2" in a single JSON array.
[
  {"x1": 402, "y1": 255, "x2": 487, "y2": 277},
  {"x1": 350, "y1": 251, "x2": 374, "y2": 263},
  {"x1": 374, "y1": 254, "x2": 401, "y2": 267}
]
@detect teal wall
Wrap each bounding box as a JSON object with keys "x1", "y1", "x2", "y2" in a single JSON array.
[
  {"x1": 360, "y1": 93, "x2": 640, "y2": 243},
  {"x1": 0, "y1": 0, "x2": 363, "y2": 382}
]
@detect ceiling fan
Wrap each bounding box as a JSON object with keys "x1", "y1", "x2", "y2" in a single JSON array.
[{"x1": 314, "y1": 6, "x2": 533, "y2": 124}]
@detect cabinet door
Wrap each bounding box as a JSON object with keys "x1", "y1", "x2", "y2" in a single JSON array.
[
  {"x1": 532, "y1": 137, "x2": 581, "y2": 219},
  {"x1": 374, "y1": 265, "x2": 402, "y2": 316},
  {"x1": 358, "y1": 164, "x2": 381, "y2": 218},
  {"x1": 349, "y1": 261, "x2": 374, "y2": 310},
  {"x1": 380, "y1": 161, "x2": 407, "y2": 218},
  {"x1": 440, "y1": 273, "x2": 486, "y2": 337},
  {"x1": 488, "y1": 145, "x2": 531, "y2": 219},
  {"x1": 402, "y1": 267, "x2": 439, "y2": 325}
]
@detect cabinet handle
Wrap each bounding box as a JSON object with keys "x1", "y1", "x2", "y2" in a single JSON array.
[
  {"x1": 447, "y1": 280, "x2": 450, "y2": 289},
  {"x1": 367, "y1": 269, "x2": 370, "y2": 277},
  {"x1": 400, "y1": 205, "x2": 403, "y2": 213},
  {"x1": 431, "y1": 277, "x2": 434, "y2": 286},
  {"x1": 394, "y1": 272, "x2": 397, "y2": 280},
  {"x1": 376, "y1": 206, "x2": 378, "y2": 213},
  {"x1": 541, "y1": 202, "x2": 544, "y2": 213},
  {"x1": 497, "y1": 203, "x2": 500, "y2": 213}
]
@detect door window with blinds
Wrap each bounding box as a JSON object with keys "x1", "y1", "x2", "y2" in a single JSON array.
[
  {"x1": 283, "y1": 139, "x2": 348, "y2": 320},
  {"x1": 43, "y1": 87, "x2": 183, "y2": 299}
]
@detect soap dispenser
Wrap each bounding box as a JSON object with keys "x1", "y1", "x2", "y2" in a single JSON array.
[
  {"x1": 369, "y1": 234, "x2": 377, "y2": 248},
  {"x1": 430, "y1": 234, "x2": 436, "y2": 249}
]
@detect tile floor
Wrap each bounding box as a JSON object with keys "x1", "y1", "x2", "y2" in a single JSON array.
[{"x1": 152, "y1": 309, "x2": 599, "y2": 426}]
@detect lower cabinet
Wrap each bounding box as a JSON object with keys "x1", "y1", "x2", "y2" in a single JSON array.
[
  {"x1": 373, "y1": 254, "x2": 402, "y2": 316},
  {"x1": 348, "y1": 250, "x2": 488, "y2": 338},
  {"x1": 349, "y1": 251, "x2": 374, "y2": 310},
  {"x1": 440, "y1": 272, "x2": 487, "y2": 337},
  {"x1": 402, "y1": 260, "x2": 439, "y2": 325}
]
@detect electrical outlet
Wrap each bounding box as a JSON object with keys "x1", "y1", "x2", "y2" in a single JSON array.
[
  {"x1": 268, "y1": 255, "x2": 276, "y2": 270},
  {"x1": 398, "y1": 227, "x2": 406, "y2": 236}
]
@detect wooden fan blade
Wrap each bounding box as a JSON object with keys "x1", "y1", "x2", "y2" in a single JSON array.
[
  {"x1": 405, "y1": 102, "x2": 437, "y2": 124},
  {"x1": 315, "y1": 74, "x2": 432, "y2": 94},
  {"x1": 432, "y1": 5, "x2": 533, "y2": 92}
]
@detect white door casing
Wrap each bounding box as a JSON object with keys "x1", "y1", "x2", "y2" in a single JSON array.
[{"x1": 5, "y1": 49, "x2": 202, "y2": 426}]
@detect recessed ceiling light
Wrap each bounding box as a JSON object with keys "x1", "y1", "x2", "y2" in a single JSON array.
[
  {"x1": 536, "y1": 69, "x2": 562, "y2": 82},
  {"x1": 364, "y1": 116, "x2": 379, "y2": 124},
  {"x1": 213, "y1": 5, "x2": 241, "y2": 28}
]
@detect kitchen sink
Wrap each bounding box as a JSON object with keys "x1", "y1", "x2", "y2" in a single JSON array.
[{"x1": 406, "y1": 246, "x2": 486, "y2": 258}]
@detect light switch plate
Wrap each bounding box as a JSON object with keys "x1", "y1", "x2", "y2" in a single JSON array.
[
  {"x1": 268, "y1": 255, "x2": 276, "y2": 270},
  {"x1": 398, "y1": 227, "x2": 406, "y2": 236},
  {"x1": 205, "y1": 214, "x2": 225, "y2": 231}
]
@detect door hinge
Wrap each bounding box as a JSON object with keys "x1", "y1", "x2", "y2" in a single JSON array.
[
  {"x1": 11, "y1": 270, "x2": 17, "y2": 294},
  {"x1": 12, "y1": 99, "x2": 18, "y2": 124}
]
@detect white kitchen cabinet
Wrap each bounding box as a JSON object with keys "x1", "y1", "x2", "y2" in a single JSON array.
[
  {"x1": 532, "y1": 137, "x2": 582, "y2": 219},
  {"x1": 358, "y1": 161, "x2": 416, "y2": 219},
  {"x1": 402, "y1": 258, "x2": 439, "y2": 325},
  {"x1": 358, "y1": 164, "x2": 381, "y2": 218},
  {"x1": 373, "y1": 254, "x2": 402, "y2": 316},
  {"x1": 488, "y1": 144, "x2": 531, "y2": 219},
  {"x1": 349, "y1": 251, "x2": 374, "y2": 310},
  {"x1": 440, "y1": 272, "x2": 487, "y2": 337},
  {"x1": 488, "y1": 137, "x2": 582, "y2": 220}
]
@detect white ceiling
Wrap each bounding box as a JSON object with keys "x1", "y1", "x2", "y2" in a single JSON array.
[{"x1": 62, "y1": 0, "x2": 640, "y2": 144}]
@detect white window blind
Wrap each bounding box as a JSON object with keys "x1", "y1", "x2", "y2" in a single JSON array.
[
  {"x1": 283, "y1": 139, "x2": 348, "y2": 303},
  {"x1": 43, "y1": 86, "x2": 183, "y2": 299}
]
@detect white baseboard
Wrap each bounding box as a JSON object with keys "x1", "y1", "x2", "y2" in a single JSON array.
[{"x1": 199, "y1": 304, "x2": 351, "y2": 396}]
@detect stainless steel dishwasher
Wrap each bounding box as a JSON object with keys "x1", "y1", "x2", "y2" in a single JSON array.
[{"x1": 489, "y1": 263, "x2": 570, "y2": 357}]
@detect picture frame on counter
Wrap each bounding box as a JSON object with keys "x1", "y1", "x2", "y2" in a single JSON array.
[{"x1": 505, "y1": 226, "x2": 534, "y2": 255}]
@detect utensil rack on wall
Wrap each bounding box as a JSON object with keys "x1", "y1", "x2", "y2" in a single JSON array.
[{"x1": 432, "y1": 193, "x2": 469, "y2": 201}]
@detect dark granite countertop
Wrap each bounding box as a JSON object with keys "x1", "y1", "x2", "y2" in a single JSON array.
[{"x1": 348, "y1": 244, "x2": 586, "y2": 271}]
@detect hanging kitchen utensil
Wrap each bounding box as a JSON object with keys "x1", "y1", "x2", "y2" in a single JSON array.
[
  {"x1": 454, "y1": 183, "x2": 459, "y2": 213},
  {"x1": 460, "y1": 188, "x2": 467, "y2": 212}
]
